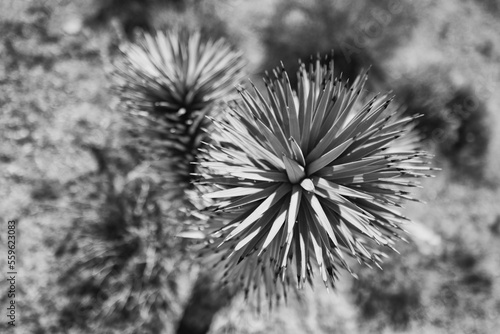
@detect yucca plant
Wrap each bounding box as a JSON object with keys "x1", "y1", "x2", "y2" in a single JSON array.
[
  {"x1": 113, "y1": 29, "x2": 245, "y2": 189},
  {"x1": 191, "y1": 57, "x2": 435, "y2": 304},
  {"x1": 111, "y1": 29, "x2": 247, "y2": 333},
  {"x1": 58, "y1": 175, "x2": 185, "y2": 334}
]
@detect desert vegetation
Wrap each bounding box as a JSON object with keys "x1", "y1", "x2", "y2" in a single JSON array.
[{"x1": 1, "y1": 1, "x2": 500, "y2": 333}]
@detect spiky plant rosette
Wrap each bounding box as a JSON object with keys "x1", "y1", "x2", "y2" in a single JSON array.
[
  {"x1": 192, "y1": 57, "x2": 435, "y2": 302},
  {"x1": 58, "y1": 176, "x2": 186, "y2": 333},
  {"x1": 112, "y1": 29, "x2": 245, "y2": 187}
]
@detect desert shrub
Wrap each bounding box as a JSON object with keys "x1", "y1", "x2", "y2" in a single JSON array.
[
  {"x1": 109, "y1": 29, "x2": 246, "y2": 334},
  {"x1": 84, "y1": 0, "x2": 231, "y2": 42},
  {"x1": 441, "y1": 87, "x2": 491, "y2": 178},
  {"x1": 57, "y1": 173, "x2": 186, "y2": 334},
  {"x1": 394, "y1": 66, "x2": 453, "y2": 141},
  {"x1": 352, "y1": 244, "x2": 424, "y2": 330},
  {"x1": 84, "y1": 0, "x2": 156, "y2": 37},
  {"x1": 112, "y1": 29, "x2": 245, "y2": 191},
  {"x1": 429, "y1": 235, "x2": 498, "y2": 330},
  {"x1": 474, "y1": 0, "x2": 500, "y2": 16},
  {"x1": 394, "y1": 66, "x2": 491, "y2": 180},
  {"x1": 260, "y1": 0, "x2": 417, "y2": 88},
  {"x1": 30, "y1": 178, "x2": 61, "y2": 200}
]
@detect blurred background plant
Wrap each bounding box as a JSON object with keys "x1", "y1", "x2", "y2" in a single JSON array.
[
  {"x1": 1, "y1": 0, "x2": 500, "y2": 333},
  {"x1": 394, "y1": 65, "x2": 492, "y2": 181},
  {"x1": 259, "y1": 0, "x2": 417, "y2": 88},
  {"x1": 112, "y1": 29, "x2": 245, "y2": 191},
  {"x1": 110, "y1": 27, "x2": 246, "y2": 334},
  {"x1": 57, "y1": 171, "x2": 186, "y2": 334}
]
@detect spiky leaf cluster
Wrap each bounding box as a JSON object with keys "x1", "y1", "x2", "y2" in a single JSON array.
[
  {"x1": 113, "y1": 30, "x2": 245, "y2": 187},
  {"x1": 59, "y1": 176, "x2": 185, "y2": 333},
  {"x1": 193, "y1": 58, "x2": 434, "y2": 302}
]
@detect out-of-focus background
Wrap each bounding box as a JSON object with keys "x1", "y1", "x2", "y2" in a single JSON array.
[{"x1": 1, "y1": 0, "x2": 500, "y2": 333}]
